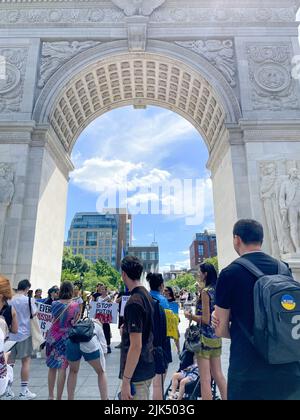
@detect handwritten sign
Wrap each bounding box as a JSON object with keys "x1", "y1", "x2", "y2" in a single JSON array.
[
  {"x1": 89, "y1": 302, "x2": 118, "y2": 324},
  {"x1": 120, "y1": 296, "x2": 131, "y2": 317},
  {"x1": 36, "y1": 302, "x2": 52, "y2": 338}
]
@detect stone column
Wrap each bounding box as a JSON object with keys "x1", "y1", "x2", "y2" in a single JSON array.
[{"x1": 0, "y1": 126, "x2": 73, "y2": 291}]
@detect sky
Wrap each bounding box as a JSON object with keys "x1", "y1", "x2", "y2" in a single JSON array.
[{"x1": 65, "y1": 105, "x2": 215, "y2": 272}]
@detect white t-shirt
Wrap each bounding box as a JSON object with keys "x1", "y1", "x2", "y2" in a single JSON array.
[
  {"x1": 73, "y1": 297, "x2": 83, "y2": 305},
  {"x1": 9, "y1": 295, "x2": 37, "y2": 342},
  {"x1": 80, "y1": 321, "x2": 107, "y2": 371}
]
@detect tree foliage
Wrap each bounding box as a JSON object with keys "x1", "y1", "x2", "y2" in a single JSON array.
[{"x1": 61, "y1": 248, "x2": 121, "y2": 292}]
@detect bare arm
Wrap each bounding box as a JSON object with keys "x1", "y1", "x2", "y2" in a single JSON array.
[
  {"x1": 10, "y1": 307, "x2": 18, "y2": 334},
  {"x1": 121, "y1": 332, "x2": 142, "y2": 400},
  {"x1": 214, "y1": 306, "x2": 231, "y2": 339},
  {"x1": 201, "y1": 291, "x2": 211, "y2": 326}
]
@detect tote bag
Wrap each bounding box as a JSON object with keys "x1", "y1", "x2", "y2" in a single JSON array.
[{"x1": 29, "y1": 297, "x2": 45, "y2": 351}]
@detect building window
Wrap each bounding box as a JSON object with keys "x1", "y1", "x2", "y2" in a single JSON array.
[
  {"x1": 72, "y1": 240, "x2": 77, "y2": 247},
  {"x1": 72, "y1": 231, "x2": 79, "y2": 239},
  {"x1": 78, "y1": 248, "x2": 84, "y2": 255},
  {"x1": 86, "y1": 232, "x2": 97, "y2": 247},
  {"x1": 78, "y1": 240, "x2": 84, "y2": 247},
  {"x1": 198, "y1": 244, "x2": 205, "y2": 256}
]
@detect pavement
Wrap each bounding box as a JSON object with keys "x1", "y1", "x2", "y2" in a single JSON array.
[{"x1": 12, "y1": 311, "x2": 230, "y2": 400}]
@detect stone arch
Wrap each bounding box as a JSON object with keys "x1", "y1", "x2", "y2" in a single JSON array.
[{"x1": 34, "y1": 40, "x2": 242, "y2": 155}]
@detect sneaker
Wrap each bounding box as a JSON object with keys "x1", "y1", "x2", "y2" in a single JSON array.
[
  {"x1": 107, "y1": 346, "x2": 112, "y2": 354},
  {"x1": 0, "y1": 389, "x2": 15, "y2": 400},
  {"x1": 115, "y1": 343, "x2": 122, "y2": 349},
  {"x1": 18, "y1": 389, "x2": 37, "y2": 400}
]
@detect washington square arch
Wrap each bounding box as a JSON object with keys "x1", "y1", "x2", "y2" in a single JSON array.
[{"x1": 0, "y1": 0, "x2": 300, "y2": 291}]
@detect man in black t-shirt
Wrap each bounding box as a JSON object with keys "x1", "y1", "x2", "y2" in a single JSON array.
[
  {"x1": 214, "y1": 219, "x2": 300, "y2": 400},
  {"x1": 119, "y1": 256, "x2": 155, "y2": 400}
]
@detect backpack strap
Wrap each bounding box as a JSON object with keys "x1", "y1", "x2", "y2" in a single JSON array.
[
  {"x1": 277, "y1": 261, "x2": 292, "y2": 277},
  {"x1": 234, "y1": 257, "x2": 265, "y2": 278}
]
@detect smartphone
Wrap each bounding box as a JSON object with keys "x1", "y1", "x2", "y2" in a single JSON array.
[{"x1": 118, "y1": 383, "x2": 136, "y2": 400}]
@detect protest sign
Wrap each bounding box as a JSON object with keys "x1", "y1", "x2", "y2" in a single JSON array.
[
  {"x1": 36, "y1": 302, "x2": 52, "y2": 338},
  {"x1": 90, "y1": 301, "x2": 118, "y2": 324}
]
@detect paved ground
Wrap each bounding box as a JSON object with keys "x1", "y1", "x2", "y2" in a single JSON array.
[{"x1": 12, "y1": 312, "x2": 230, "y2": 400}]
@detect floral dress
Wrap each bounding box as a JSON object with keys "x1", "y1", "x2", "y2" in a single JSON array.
[
  {"x1": 46, "y1": 301, "x2": 80, "y2": 369},
  {"x1": 196, "y1": 287, "x2": 222, "y2": 359}
]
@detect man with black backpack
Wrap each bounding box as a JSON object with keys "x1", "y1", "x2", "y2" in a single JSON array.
[
  {"x1": 213, "y1": 219, "x2": 300, "y2": 400},
  {"x1": 119, "y1": 256, "x2": 156, "y2": 400}
]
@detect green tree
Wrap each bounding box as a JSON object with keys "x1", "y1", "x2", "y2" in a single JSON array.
[
  {"x1": 94, "y1": 259, "x2": 121, "y2": 288},
  {"x1": 167, "y1": 273, "x2": 196, "y2": 292},
  {"x1": 203, "y1": 256, "x2": 219, "y2": 273}
]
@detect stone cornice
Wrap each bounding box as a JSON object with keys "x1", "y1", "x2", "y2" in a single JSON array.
[
  {"x1": 240, "y1": 120, "x2": 300, "y2": 142},
  {"x1": 32, "y1": 124, "x2": 74, "y2": 178}
]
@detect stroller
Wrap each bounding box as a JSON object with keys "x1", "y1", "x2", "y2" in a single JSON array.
[{"x1": 164, "y1": 344, "x2": 219, "y2": 401}]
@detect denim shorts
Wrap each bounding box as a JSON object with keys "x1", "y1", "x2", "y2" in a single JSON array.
[{"x1": 66, "y1": 339, "x2": 100, "y2": 362}]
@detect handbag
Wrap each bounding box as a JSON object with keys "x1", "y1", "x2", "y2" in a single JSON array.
[
  {"x1": 29, "y1": 297, "x2": 45, "y2": 351},
  {"x1": 68, "y1": 318, "x2": 95, "y2": 343},
  {"x1": 184, "y1": 321, "x2": 203, "y2": 353}
]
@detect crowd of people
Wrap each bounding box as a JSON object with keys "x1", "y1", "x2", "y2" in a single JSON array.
[{"x1": 1, "y1": 219, "x2": 300, "y2": 400}]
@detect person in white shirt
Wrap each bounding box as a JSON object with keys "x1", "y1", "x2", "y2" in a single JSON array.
[
  {"x1": 9, "y1": 279, "x2": 37, "y2": 400},
  {"x1": 0, "y1": 317, "x2": 14, "y2": 400},
  {"x1": 66, "y1": 319, "x2": 108, "y2": 400}
]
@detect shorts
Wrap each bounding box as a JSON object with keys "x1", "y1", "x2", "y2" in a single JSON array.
[
  {"x1": 66, "y1": 340, "x2": 101, "y2": 363},
  {"x1": 10, "y1": 337, "x2": 33, "y2": 360},
  {"x1": 196, "y1": 336, "x2": 222, "y2": 360},
  {"x1": 132, "y1": 380, "x2": 152, "y2": 400}
]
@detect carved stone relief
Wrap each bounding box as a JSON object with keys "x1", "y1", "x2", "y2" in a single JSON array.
[
  {"x1": 111, "y1": 0, "x2": 165, "y2": 17},
  {"x1": 38, "y1": 41, "x2": 101, "y2": 88},
  {"x1": 0, "y1": 48, "x2": 27, "y2": 113},
  {"x1": 260, "y1": 160, "x2": 300, "y2": 257},
  {"x1": 247, "y1": 45, "x2": 299, "y2": 111},
  {"x1": 0, "y1": 164, "x2": 15, "y2": 262},
  {"x1": 0, "y1": 4, "x2": 297, "y2": 26},
  {"x1": 175, "y1": 40, "x2": 237, "y2": 88}
]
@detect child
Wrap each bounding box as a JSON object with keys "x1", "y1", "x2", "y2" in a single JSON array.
[{"x1": 169, "y1": 362, "x2": 199, "y2": 400}]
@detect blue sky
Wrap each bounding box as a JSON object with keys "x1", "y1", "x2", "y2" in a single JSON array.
[{"x1": 65, "y1": 106, "x2": 215, "y2": 272}]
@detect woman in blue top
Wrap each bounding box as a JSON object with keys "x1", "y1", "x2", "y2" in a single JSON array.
[
  {"x1": 147, "y1": 273, "x2": 172, "y2": 400},
  {"x1": 164, "y1": 286, "x2": 180, "y2": 354}
]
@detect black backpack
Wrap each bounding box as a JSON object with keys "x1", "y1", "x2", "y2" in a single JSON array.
[
  {"x1": 151, "y1": 298, "x2": 169, "y2": 375},
  {"x1": 134, "y1": 291, "x2": 168, "y2": 375},
  {"x1": 235, "y1": 257, "x2": 300, "y2": 365},
  {"x1": 69, "y1": 318, "x2": 95, "y2": 343}
]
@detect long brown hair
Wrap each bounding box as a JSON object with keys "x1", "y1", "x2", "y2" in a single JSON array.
[{"x1": 0, "y1": 275, "x2": 13, "y2": 301}]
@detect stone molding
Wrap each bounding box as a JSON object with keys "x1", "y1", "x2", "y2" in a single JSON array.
[{"x1": 0, "y1": 2, "x2": 298, "y2": 26}]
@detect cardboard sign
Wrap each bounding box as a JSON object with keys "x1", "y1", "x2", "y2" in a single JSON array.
[
  {"x1": 36, "y1": 302, "x2": 52, "y2": 338},
  {"x1": 120, "y1": 296, "x2": 131, "y2": 317},
  {"x1": 89, "y1": 301, "x2": 118, "y2": 324}
]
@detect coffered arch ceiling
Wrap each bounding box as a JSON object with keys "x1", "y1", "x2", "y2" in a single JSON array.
[{"x1": 34, "y1": 42, "x2": 241, "y2": 154}]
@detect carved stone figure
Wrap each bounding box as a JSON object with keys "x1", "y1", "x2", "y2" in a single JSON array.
[
  {"x1": 175, "y1": 40, "x2": 237, "y2": 87},
  {"x1": 260, "y1": 162, "x2": 282, "y2": 256},
  {"x1": 279, "y1": 168, "x2": 300, "y2": 254},
  {"x1": 0, "y1": 164, "x2": 14, "y2": 262},
  {"x1": 0, "y1": 163, "x2": 14, "y2": 207},
  {"x1": 38, "y1": 41, "x2": 101, "y2": 88},
  {"x1": 111, "y1": 0, "x2": 166, "y2": 16}
]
